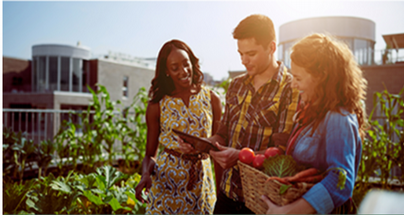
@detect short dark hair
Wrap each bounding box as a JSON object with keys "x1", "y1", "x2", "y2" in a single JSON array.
[
  {"x1": 233, "y1": 14, "x2": 276, "y2": 48},
  {"x1": 149, "y1": 39, "x2": 204, "y2": 103}
]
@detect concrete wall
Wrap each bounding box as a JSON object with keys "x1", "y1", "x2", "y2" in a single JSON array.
[
  {"x1": 362, "y1": 63, "x2": 404, "y2": 114},
  {"x1": 96, "y1": 59, "x2": 155, "y2": 108},
  {"x1": 32, "y1": 44, "x2": 91, "y2": 59},
  {"x1": 53, "y1": 92, "x2": 93, "y2": 110},
  {"x1": 3, "y1": 56, "x2": 155, "y2": 110},
  {"x1": 2, "y1": 92, "x2": 92, "y2": 109},
  {"x1": 279, "y1": 16, "x2": 375, "y2": 44}
]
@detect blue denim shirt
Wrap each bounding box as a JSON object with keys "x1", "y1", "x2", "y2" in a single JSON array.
[{"x1": 291, "y1": 108, "x2": 362, "y2": 214}]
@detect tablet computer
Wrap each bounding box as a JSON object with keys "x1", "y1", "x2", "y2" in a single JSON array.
[{"x1": 172, "y1": 129, "x2": 219, "y2": 153}]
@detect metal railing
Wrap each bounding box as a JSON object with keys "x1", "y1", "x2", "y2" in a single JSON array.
[
  {"x1": 3, "y1": 108, "x2": 72, "y2": 144},
  {"x1": 2, "y1": 108, "x2": 137, "y2": 149},
  {"x1": 282, "y1": 48, "x2": 404, "y2": 68},
  {"x1": 363, "y1": 48, "x2": 404, "y2": 66}
]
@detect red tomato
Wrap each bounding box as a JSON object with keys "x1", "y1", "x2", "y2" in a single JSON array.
[
  {"x1": 239, "y1": 147, "x2": 255, "y2": 164},
  {"x1": 253, "y1": 154, "x2": 266, "y2": 169},
  {"x1": 264, "y1": 147, "x2": 282, "y2": 158}
]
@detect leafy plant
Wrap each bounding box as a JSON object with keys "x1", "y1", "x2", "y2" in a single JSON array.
[
  {"x1": 35, "y1": 139, "x2": 56, "y2": 178},
  {"x1": 263, "y1": 155, "x2": 304, "y2": 178},
  {"x1": 3, "y1": 127, "x2": 18, "y2": 178},
  {"x1": 6, "y1": 131, "x2": 37, "y2": 183},
  {"x1": 354, "y1": 87, "x2": 404, "y2": 205},
  {"x1": 50, "y1": 85, "x2": 149, "y2": 175},
  {"x1": 3, "y1": 167, "x2": 147, "y2": 214},
  {"x1": 88, "y1": 85, "x2": 120, "y2": 166},
  {"x1": 3, "y1": 178, "x2": 37, "y2": 214},
  {"x1": 120, "y1": 87, "x2": 149, "y2": 173},
  {"x1": 54, "y1": 120, "x2": 81, "y2": 173},
  {"x1": 3, "y1": 85, "x2": 151, "y2": 213},
  {"x1": 26, "y1": 172, "x2": 80, "y2": 214},
  {"x1": 72, "y1": 166, "x2": 145, "y2": 214}
]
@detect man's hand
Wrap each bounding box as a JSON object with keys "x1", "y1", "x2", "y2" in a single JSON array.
[
  {"x1": 209, "y1": 142, "x2": 240, "y2": 169},
  {"x1": 272, "y1": 133, "x2": 290, "y2": 148}
]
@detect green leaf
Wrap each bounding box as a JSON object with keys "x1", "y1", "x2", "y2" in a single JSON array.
[
  {"x1": 26, "y1": 198, "x2": 37, "y2": 209},
  {"x1": 83, "y1": 190, "x2": 104, "y2": 206},
  {"x1": 263, "y1": 155, "x2": 304, "y2": 177},
  {"x1": 279, "y1": 184, "x2": 292, "y2": 195},
  {"x1": 95, "y1": 175, "x2": 107, "y2": 191},
  {"x1": 50, "y1": 180, "x2": 71, "y2": 193},
  {"x1": 108, "y1": 197, "x2": 123, "y2": 211},
  {"x1": 125, "y1": 191, "x2": 138, "y2": 203}
]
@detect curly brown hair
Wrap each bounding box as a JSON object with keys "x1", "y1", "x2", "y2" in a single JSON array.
[
  {"x1": 149, "y1": 39, "x2": 204, "y2": 103},
  {"x1": 290, "y1": 33, "x2": 368, "y2": 138}
]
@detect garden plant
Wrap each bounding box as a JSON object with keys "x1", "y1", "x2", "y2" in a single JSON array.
[{"x1": 3, "y1": 82, "x2": 404, "y2": 214}]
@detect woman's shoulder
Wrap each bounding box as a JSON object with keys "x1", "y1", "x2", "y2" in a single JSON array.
[
  {"x1": 326, "y1": 108, "x2": 356, "y2": 118},
  {"x1": 324, "y1": 108, "x2": 359, "y2": 128}
]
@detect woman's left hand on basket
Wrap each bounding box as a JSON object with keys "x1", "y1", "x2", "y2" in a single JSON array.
[{"x1": 261, "y1": 195, "x2": 283, "y2": 214}]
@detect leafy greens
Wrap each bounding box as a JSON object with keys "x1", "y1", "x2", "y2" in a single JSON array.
[{"x1": 263, "y1": 155, "x2": 305, "y2": 178}]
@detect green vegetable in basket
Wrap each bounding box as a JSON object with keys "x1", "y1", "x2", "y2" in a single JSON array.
[
  {"x1": 279, "y1": 184, "x2": 293, "y2": 195},
  {"x1": 263, "y1": 155, "x2": 348, "y2": 191},
  {"x1": 262, "y1": 155, "x2": 305, "y2": 178}
]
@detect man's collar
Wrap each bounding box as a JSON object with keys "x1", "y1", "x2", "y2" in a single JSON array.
[{"x1": 243, "y1": 61, "x2": 285, "y2": 86}]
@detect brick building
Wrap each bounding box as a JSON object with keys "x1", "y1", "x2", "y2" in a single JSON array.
[
  {"x1": 3, "y1": 44, "x2": 155, "y2": 111},
  {"x1": 3, "y1": 44, "x2": 155, "y2": 141}
]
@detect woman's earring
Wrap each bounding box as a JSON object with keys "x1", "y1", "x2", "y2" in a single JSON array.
[{"x1": 166, "y1": 74, "x2": 169, "y2": 77}]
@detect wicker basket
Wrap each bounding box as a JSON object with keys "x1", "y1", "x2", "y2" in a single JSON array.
[{"x1": 238, "y1": 160, "x2": 314, "y2": 214}]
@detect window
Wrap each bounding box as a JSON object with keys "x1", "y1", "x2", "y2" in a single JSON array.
[
  {"x1": 49, "y1": 56, "x2": 58, "y2": 91},
  {"x1": 32, "y1": 58, "x2": 36, "y2": 91},
  {"x1": 12, "y1": 77, "x2": 23, "y2": 86},
  {"x1": 38, "y1": 56, "x2": 46, "y2": 92},
  {"x1": 82, "y1": 61, "x2": 89, "y2": 92},
  {"x1": 72, "y1": 58, "x2": 82, "y2": 92},
  {"x1": 123, "y1": 76, "x2": 129, "y2": 98},
  {"x1": 61, "y1": 57, "x2": 70, "y2": 91}
]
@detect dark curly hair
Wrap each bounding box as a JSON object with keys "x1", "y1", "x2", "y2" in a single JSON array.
[{"x1": 149, "y1": 39, "x2": 204, "y2": 103}]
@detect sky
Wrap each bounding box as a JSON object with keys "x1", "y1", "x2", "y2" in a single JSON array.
[{"x1": 2, "y1": 0, "x2": 404, "y2": 80}]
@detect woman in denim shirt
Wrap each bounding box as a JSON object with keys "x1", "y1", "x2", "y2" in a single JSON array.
[{"x1": 262, "y1": 33, "x2": 367, "y2": 214}]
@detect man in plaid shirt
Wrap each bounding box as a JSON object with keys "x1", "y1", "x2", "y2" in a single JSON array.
[{"x1": 208, "y1": 14, "x2": 299, "y2": 214}]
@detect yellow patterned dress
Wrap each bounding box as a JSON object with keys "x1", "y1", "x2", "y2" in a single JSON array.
[{"x1": 146, "y1": 86, "x2": 216, "y2": 214}]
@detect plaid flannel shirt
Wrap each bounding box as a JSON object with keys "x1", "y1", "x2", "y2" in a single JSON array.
[{"x1": 216, "y1": 62, "x2": 299, "y2": 202}]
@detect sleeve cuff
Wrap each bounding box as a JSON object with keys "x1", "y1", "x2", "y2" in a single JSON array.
[
  {"x1": 215, "y1": 122, "x2": 228, "y2": 143},
  {"x1": 303, "y1": 183, "x2": 335, "y2": 214}
]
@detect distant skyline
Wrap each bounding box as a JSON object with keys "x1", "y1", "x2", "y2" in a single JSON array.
[{"x1": 3, "y1": 1, "x2": 404, "y2": 80}]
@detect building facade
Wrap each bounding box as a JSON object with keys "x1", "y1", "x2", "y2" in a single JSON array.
[
  {"x1": 3, "y1": 44, "x2": 156, "y2": 142},
  {"x1": 3, "y1": 44, "x2": 155, "y2": 110},
  {"x1": 278, "y1": 16, "x2": 376, "y2": 68}
]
